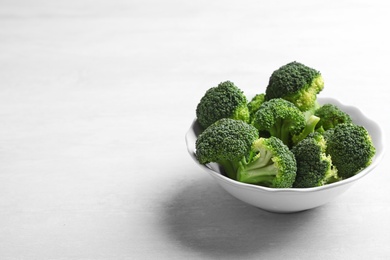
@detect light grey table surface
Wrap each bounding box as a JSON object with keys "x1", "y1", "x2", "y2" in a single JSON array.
[{"x1": 1, "y1": 1, "x2": 389, "y2": 259}]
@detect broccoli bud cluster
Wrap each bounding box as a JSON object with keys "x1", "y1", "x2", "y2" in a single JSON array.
[{"x1": 194, "y1": 61, "x2": 376, "y2": 188}]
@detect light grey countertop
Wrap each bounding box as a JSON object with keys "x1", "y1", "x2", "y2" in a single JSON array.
[{"x1": 0, "y1": 1, "x2": 389, "y2": 259}]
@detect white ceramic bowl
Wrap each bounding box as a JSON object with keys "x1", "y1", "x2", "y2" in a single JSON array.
[{"x1": 185, "y1": 97, "x2": 385, "y2": 213}]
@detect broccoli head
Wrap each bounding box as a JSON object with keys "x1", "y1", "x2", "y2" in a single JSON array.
[
  {"x1": 292, "y1": 133, "x2": 339, "y2": 188},
  {"x1": 265, "y1": 61, "x2": 324, "y2": 111},
  {"x1": 314, "y1": 103, "x2": 352, "y2": 132},
  {"x1": 195, "y1": 118, "x2": 259, "y2": 179},
  {"x1": 325, "y1": 123, "x2": 376, "y2": 179},
  {"x1": 247, "y1": 93, "x2": 265, "y2": 122},
  {"x1": 237, "y1": 137, "x2": 297, "y2": 188},
  {"x1": 252, "y1": 98, "x2": 306, "y2": 147},
  {"x1": 196, "y1": 81, "x2": 250, "y2": 129}
]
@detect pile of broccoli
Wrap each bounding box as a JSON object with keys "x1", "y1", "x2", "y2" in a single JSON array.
[{"x1": 195, "y1": 61, "x2": 376, "y2": 188}]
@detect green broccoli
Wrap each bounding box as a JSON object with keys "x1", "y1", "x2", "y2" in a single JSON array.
[
  {"x1": 292, "y1": 133, "x2": 339, "y2": 188},
  {"x1": 196, "y1": 81, "x2": 250, "y2": 129},
  {"x1": 237, "y1": 137, "x2": 297, "y2": 188},
  {"x1": 314, "y1": 103, "x2": 352, "y2": 132},
  {"x1": 195, "y1": 118, "x2": 259, "y2": 180},
  {"x1": 265, "y1": 61, "x2": 324, "y2": 112},
  {"x1": 251, "y1": 98, "x2": 306, "y2": 147},
  {"x1": 325, "y1": 123, "x2": 376, "y2": 179},
  {"x1": 291, "y1": 114, "x2": 321, "y2": 145},
  {"x1": 247, "y1": 93, "x2": 265, "y2": 122}
]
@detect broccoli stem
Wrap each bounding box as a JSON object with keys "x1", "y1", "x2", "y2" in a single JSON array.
[
  {"x1": 269, "y1": 119, "x2": 295, "y2": 146},
  {"x1": 269, "y1": 119, "x2": 280, "y2": 138},
  {"x1": 218, "y1": 159, "x2": 239, "y2": 180},
  {"x1": 238, "y1": 164, "x2": 279, "y2": 185},
  {"x1": 292, "y1": 115, "x2": 320, "y2": 145},
  {"x1": 269, "y1": 119, "x2": 290, "y2": 146},
  {"x1": 280, "y1": 126, "x2": 291, "y2": 147},
  {"x1": 237, "y1": 148, "x2": 279, "y2": 185},
  {"x1": 246, "y1": 148, "x2": 273, "y2": 169}
]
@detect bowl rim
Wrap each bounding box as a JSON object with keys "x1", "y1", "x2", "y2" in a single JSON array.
[{"x1": 185, "y1": 97, "x2": 386, "y2": 193}]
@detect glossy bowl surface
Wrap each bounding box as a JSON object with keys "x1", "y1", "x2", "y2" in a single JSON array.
[{"x1": 185, "y1": 97, "x2": 385, "y2": 213}]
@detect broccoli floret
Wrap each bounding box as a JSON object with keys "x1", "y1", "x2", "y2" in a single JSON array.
[
  {"x1": 322, "y1": 128, "x2": 334, "y2": 142},
  {"x1": 195, "y1": 118, "x2": 259, "y2": 180},
  {"x1": 326, "y1": 123, "x2": 376, "y2": 179},
  {"x1": 237, "y1": 137, "x2": 297, "y2": 188},
  {"x1": 265, "y1": 61, "x2": 324, "y2": 112},
  {"x1": 196, "y1": 81, "x2": 250, "y2": 129},
  {"x1": 247, "y1": 93, "x2": 265, "y2": 122},
  {"x1": 314, "y1": 104, "x2": 352, "y2": 132},
  {"x1": 292, "y1": 133, "x2": 339, "y2": 188},
  {"x1": 252, "y1": 98, "x2": 306, "y2": 147}
]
